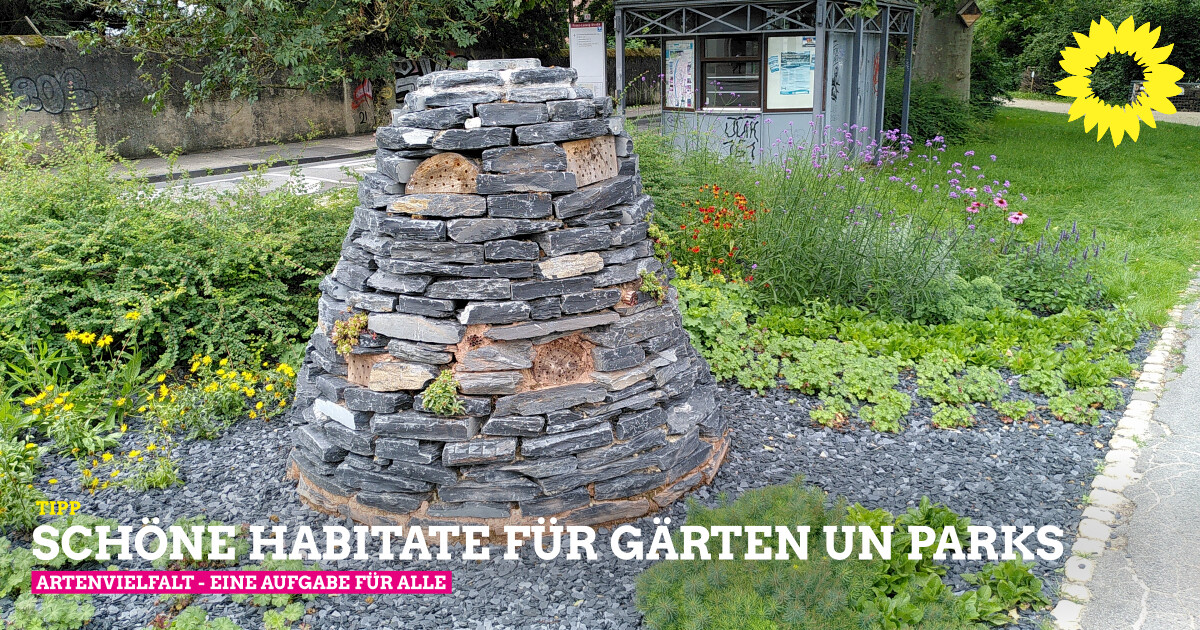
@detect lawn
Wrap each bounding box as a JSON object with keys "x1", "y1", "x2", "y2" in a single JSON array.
[{"x1": 962, "y1": 107, "x2": 1200, "y2": 323}]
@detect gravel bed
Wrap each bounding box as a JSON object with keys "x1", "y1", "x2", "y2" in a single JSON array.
[{"x1": 13, "y1": 332, "x2": 1152, "y2": 630}]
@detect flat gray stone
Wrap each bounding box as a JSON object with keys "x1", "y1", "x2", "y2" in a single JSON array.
[
  {"x1": 493, "y1": 383, "x2": 608, "y2": 416},
  {"x1": 515, "y1": 119, "x2": 610, "y2": 144},
  {"x1": 378, "y1": 217, "x2": 447, "y2": 241},
  {"x1": 432, "y1": 127, "x2": 513, "y2": 150},
  {"x1": 534, "y1": 226, "x2": 613, "y2": 256},
  {"x1": 458, "y1": 301, "x2": 531, "y2": 325},
  {"x1": 457, "y1": 341, "x2": 534, "y2": 372},
  {"x1": 368, "y1": 313, "x2": 465, "y2": 344},
  {"x1": 386, "y1": 339, "x2": 453, "y2": 364},
  {"x1": 481, "y1": 415, "x2": 545, "y2": 437},
  {"x1": 487, "y1": 193, "x2": 553, "y2": 219},
  {"x1": 484, "y1": 239, "x2": 541, "y2": 261},
  {"x1": 476, "y1": 102, "x2": 549, "y2": 126},
  {"x1": 456, "y1": 370, "x2": 523, "y2": 395},
  {"x1": 390, "y1": 194, "x2": 487, "y2": 218},
  {"x1": 522, "y1": 423, "x2": 614, "y2": 458},
  {"x1": 391, "y1": 104, "x2": 473, "y2": 129},
  {"x1": 554, "y1": 176, "x2": 637, "y2": 219},
  {"x1": 482, "y1": 143, "x2": 568, "y2": 173},
  {"x1": 484, "y1": 311, "x2": 619, "y2": 341},
  {"x1": 442, "y1": 438, "x2": 519, "y2": 466},
  {"x1": 424, "y1": 278, "x2": 512, "y2": 300},
  {"x1": 372, "y1": 411, "x2": 479, "y2": 442},
  {"x1": 476, "y1": 172, "x2": 578, "y2": 194},
  {"x1": 367, "y1": 271, "x2": 432, "y2": 295},
  {"x1": 446, "y1": 218, "x2": 560, "y2": 243}
]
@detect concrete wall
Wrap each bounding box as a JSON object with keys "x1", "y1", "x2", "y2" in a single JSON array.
[{"x1": 1, "y1": 35, "x2": 375, "y2": 158}]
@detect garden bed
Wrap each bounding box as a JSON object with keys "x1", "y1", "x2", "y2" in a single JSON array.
[{"x1": 11, "y1": 326, "x2": 1149, "y2": 629}]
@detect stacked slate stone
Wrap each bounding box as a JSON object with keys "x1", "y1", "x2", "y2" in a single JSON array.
[{"x1": 288, "y1": 58, "x2": 728, "y2": 527}]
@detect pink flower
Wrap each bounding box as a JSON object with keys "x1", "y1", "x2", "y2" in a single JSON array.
[
  {"x1": 1008, "y1": 212, "x2": 1027, "y2": 225},
  {"x1": 994, "y1": 197, "x2": 1008, "y2": 209},
  {"x1": 966, "y1": 201, "x2": 984, "y2": 214}
]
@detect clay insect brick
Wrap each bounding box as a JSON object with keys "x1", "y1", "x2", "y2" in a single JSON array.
[{"x1": 288, "y1": 58, "x2": 728, "y2": 529}]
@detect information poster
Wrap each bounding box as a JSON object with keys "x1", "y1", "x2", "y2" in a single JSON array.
[
  {"x1": 569, "y1": 22, "x2": 607, "y2": 97},
  {"x1": 766, "y1": 36, "x2": 816, "y2": 109},
  {"x1": 664, "y1": 40, "x2": 695, "y2": 109}
]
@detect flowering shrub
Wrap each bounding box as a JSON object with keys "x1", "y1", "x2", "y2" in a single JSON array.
[
  {"x1": 660, "y1": 185, "x2": 762, "y2": 281},
  {"x1": 141, "y1": 356, "x2": 296, "y2": 440}
]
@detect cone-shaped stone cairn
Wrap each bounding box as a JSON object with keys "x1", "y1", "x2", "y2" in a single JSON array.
[{"x1": 287, "y1": 59, "x2": 728, "y2": 528}]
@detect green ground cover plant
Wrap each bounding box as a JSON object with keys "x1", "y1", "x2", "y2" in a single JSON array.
[{"x1": 636, "y1": 479, "x2": 1049, "y2": 630}]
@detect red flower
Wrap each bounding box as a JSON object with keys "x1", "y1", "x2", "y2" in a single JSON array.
[{"x1": 690, "y1": 246, "x2": 700, "y2": 253}]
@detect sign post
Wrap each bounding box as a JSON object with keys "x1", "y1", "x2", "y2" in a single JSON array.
[{"x1": 569, "y1": 22, "x2": 607, "y2": 99}]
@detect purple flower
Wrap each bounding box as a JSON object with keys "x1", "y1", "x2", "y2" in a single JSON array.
[{"x1": 965, "y1": 150, "x2": 975, "y2": 156}]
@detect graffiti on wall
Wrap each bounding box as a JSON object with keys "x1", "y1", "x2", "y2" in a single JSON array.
[
  {"x1": 351, "y1": 79, "x2": 373, "y2": 110},
  {"x1": 394, "y1": 53, "x2": 473, "y2": 102},
  {"x1": 10, "y1": 68, "x2": 98, "y2": 114},
  {"x1": 721, "y1": 115, "x2": 759, "y2": 159}
]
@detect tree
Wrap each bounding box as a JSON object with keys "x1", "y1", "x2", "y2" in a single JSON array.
[
  {"x1": 76, "y1": 0, "x2": 542, "y2": 112},
  {"x1": 1, "y1": 0, "x2": 103, "y2": 36},
  {"x1": 913, "y1": 0, "x2": 977, "y2": 101}
]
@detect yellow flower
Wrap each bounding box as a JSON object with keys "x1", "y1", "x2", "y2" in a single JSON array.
[
  {"x1": 1055, "y1": 16, "x2": 1185, "y2": 145},
  {"x1": 202, "y1": 355, "x2": 212, "y2": 365},
  {"x1": 62, "y1": 403, "x2": 75, "y2": 412},
  {"x1": 48, "y1": 479, "x2": 58, "y2": 484},
  {"x1": 255, "y1": 401, "x2": 263, "y2": 410},
  {"x1": 96, "y1": 334, "x2": 114, "y2": 348},
  {"x1": 146, "y1": 443, "x2": 157, "y2": 451},
  {"x1": 279, "y1": 400, "x2": 286, "y2": 407},
  {"x1": 120, "y1": 423, "x2": 128, "y2": 432},
  {"x1": 102, "y1": 453, "x2": 113, "y2": 461},
  {"x1": 244, "y1": 388, "x2": 255, "y2": 398},
  {"x1": 54, "y1": 397, "x2": 64, "y2": 405},
  {"x1": 82, "y1": 469, "x2": 91, "y2": 477},
  {"x1": 110, "y1": 470, "x2": 120, "y2": 478},
  {"x1": 190, "y1": 361, "x2": 200, "y2": 373},
  {"x1": 138, "y1": 406, "x2": 147, "y2": 413},
  {"x1": 248, "y1": 411, "x2": 257, "y2": 419},
  {"x1": 25, "y1": 443, "x2": 36, "y2": 450},
  {"x1": 116, "y1": 397, "x2": 127, "y2": 407},
  {"x1": 219, "y1": 358, "x2": 229, "y2": 367},
  {"x1": 23, "y1": 397, "x2": 36, "y2": 406},
  {"x1": 265, "y1": 384, "x2": 274, "y2": 392},
  {"x1": 128, "y1": 450, "x2": 141, "y2": 458},
  {"x1": 158, "y1": 384, "x2": 169, "y2": 399},
  {"x1": 32, "y1": 408, "x2": 41, "y2": 416},
  {"x1": 216, "y1": 369, "x2": 226, "y2": 376},
  {"x1": 79, "y1": 332, "x2": 96, "y2": 345},
  {"x1": 46, "y1": 384, "x2": 54, "y2": 392},
  {"x1": 262, "y1": 361, "x2": 269, "y2": 367},
  {"x1": 157, "y1": 374, "x2": 167, "y2": 383},
  {"x1": 124, "y1": 311, "x2": 141, "y2": 321},
  {"x1": 65, "y1": 330, "x2": 79, "y2": 341}
]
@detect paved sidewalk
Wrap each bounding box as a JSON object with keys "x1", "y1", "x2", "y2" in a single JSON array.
[
  {"x1": 129, "y1": 133, "x2": 376, "y2": 182},
  {"x1": 1008, "y1": 98, "x2": 1200, "y2": 127},
  {"x1": 1077, "y1": 279, "x2": 1200, "y2": 630}
]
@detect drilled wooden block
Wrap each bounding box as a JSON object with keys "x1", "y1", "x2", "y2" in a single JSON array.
[
  {"x1": 562, "y1": 135, "x2": 618, "y2": 188},
  {"x1": 531, "y1": 335, "x2": 595, "y2": 387},
  {"x1": 406, "y1": 152, "x2": 480, "y2": 194},
  {"x1": 346, "y1": 353, "x2": 388, "y2": 387}
]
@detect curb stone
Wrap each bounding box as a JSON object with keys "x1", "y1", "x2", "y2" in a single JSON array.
[{"x1": 1051, "y1": 282, "x2": 1195, "y2": 630}]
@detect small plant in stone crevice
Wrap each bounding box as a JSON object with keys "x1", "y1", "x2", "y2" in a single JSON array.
[
  {"x1": 419, "y1": 370, "x2": 465, "y2": 417},
  {"x1": 637, "y1": 268, "x2": 668, "y2": 305},
  {"x1": 993, "y1": 400, "x2": 1037, "y2": 423},
  {"x1": 330, "y1": 313, "x2": 369, "y2": 356},
  {"x1": 931, "y1": 403, "x2": 976, "y2": 429}
]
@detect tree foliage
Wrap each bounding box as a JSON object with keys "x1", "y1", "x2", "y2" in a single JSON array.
[{"x1": 74, "y1": 0, "x2": 542, "y2": 112}]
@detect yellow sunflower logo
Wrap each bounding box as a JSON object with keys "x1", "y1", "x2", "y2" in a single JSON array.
[{"x1": 1055, "y1": 16, "x2": 1183, "y2": 146}]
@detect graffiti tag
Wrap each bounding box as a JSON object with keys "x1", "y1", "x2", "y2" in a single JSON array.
[
  {"x1": 10, "y1": 68, "x2": 98, "y2": 114},
  {"x1": 721, "y1": 115, "x2": 759, "y2": 159},
  {"x1": 394, "y1": 53, "x2": 473, "y2": 102},
  {"x1": 351, "y1": 78, "x2": 373, "y2": 110}
]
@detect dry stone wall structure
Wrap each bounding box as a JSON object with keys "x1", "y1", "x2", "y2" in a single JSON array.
[{"x1": 287, "y1": 58, "x2": 728, "y2": 528}]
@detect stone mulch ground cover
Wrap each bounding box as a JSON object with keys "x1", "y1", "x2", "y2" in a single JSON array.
[{"x1": 9, "y1": 332, "x2": 1149, "y2": 630}]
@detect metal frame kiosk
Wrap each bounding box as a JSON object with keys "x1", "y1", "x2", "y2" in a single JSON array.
[{"x1": 613, "y1": 0, "x2": 917, "y2": 159}]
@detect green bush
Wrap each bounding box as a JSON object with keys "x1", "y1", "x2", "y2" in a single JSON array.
[
  {"x1": 637, "y1": 480, "x2": 1044, "y2": 630},
  {"x1": 884, "y1": 67, "x2": 973, "y2": 143},
  {"x1": 0, "y1": 100, "x2": 354, "y2": 375}
]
